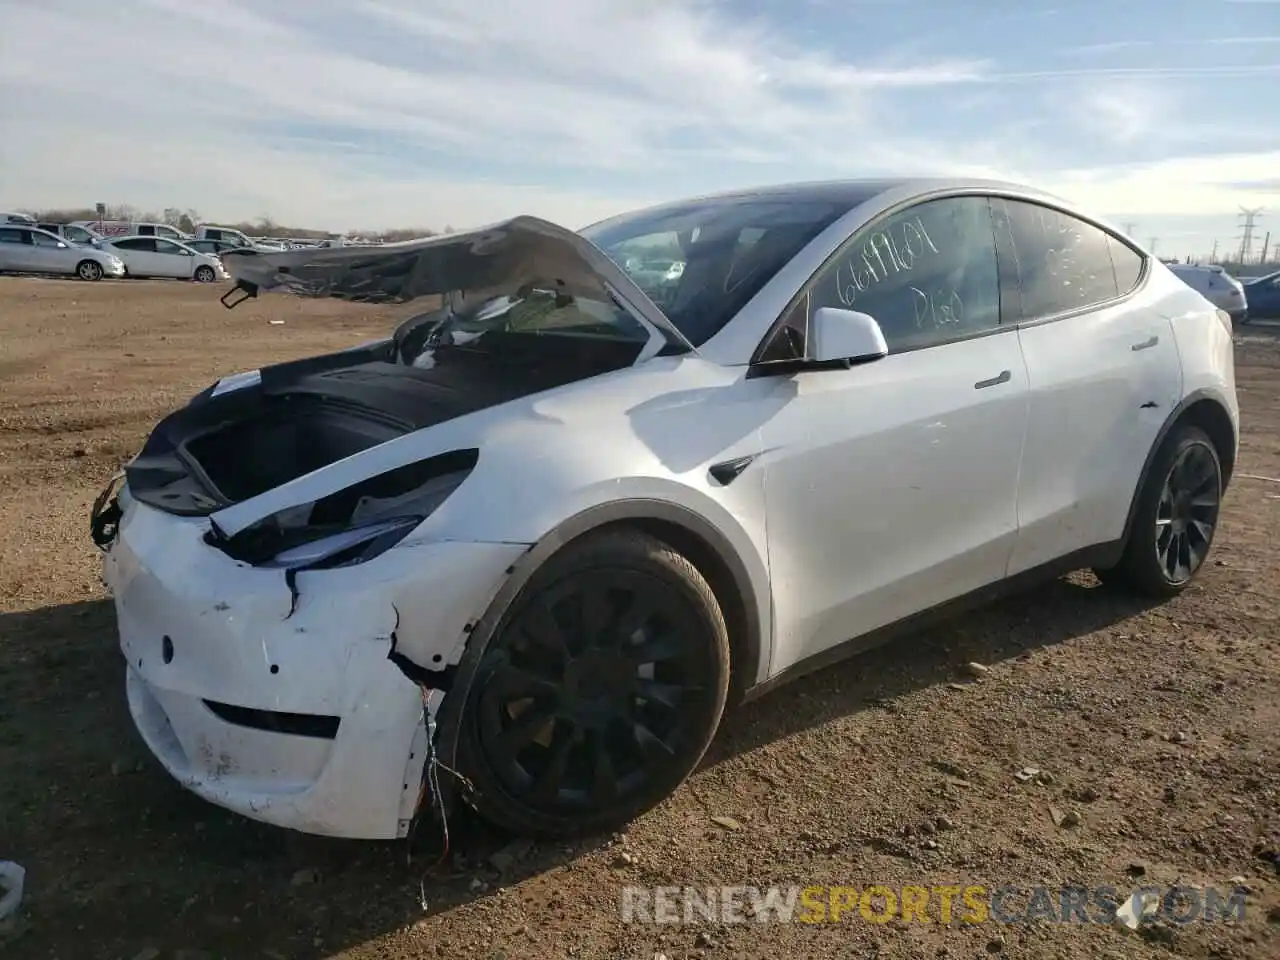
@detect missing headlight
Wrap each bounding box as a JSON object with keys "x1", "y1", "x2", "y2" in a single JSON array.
[{"x1": 207, "y1": 449, "x2": 478, "y2": 566}]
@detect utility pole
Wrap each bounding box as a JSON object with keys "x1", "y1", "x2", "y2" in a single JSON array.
[
  {"x1": 1237, "y1": 207, "x2": 1264, "y2": 264},
  {"x1": 1210, "y1": 239, "x2": 1219, "y2": 263},
  {"x1": 1260, "y1": 231, "x2": 1271, "y2": 264},
  {"x1": 1122, "y1": 221, "x2": 1138, "y2": 236},
  {"x1": 1148, "y1": 237, "x2": 1158, "y2": 256}
]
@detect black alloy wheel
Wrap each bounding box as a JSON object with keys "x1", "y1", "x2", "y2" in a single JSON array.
[
  {"x1": 1095, "y1": 424, "x2": 1223, "y2": 597},
  {"x1": 1153, "y1": 439, "x2": 1221, "y2": 585},
  {"x1": 454, "y1": 530, "x2": 730, "y2": 837}
]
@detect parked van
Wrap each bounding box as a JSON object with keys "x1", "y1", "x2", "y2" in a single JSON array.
[
  {"x1": 1168, "y1": 263, "x2": 1248, "y2": 323},
  {"x1": 70, "y1": 220, "x2": 192, "y2": 242},
  {"x1": 195, "y1": 225, "x2": 256, "y2": 248},
  {"x1": 36, "y1": 222, "x2": 103, "y2": 245}
]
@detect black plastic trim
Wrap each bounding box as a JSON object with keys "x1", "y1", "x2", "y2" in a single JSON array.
[
  {"x1": 203, "y1": 700, "x2": 340, "y2": 739},
  {"x1": 708, "y1": 455, "x2": 758, "y2": 486}
]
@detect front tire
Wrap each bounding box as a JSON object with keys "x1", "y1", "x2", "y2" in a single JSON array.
[
  {"x1": 1094, "y1": 424, "x2": 1223, "y2": 597},
  {"x1": 194, "y1": 265, "x2": 216, "y2": 283},
  {"x1": 454, "y1": 530, "x2": 730, "y2": 837},
  {"x1": 77, "y1": 260, "x2": 103, "y2": 281}
]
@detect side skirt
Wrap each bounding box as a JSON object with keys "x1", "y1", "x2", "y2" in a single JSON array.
[{"x1": 741, "y1": 540, "x2": 1124, "y2": 703}]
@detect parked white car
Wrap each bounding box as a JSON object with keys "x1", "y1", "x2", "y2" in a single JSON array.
[
  {"x1": 1168, "y1": 263, "x2": 1248, "y2": 323},
  {"x1": 95, "y1": 236, "x2": 226, "y2": 281},
  {"x1": 0, "y1": 225, "x2": 124, "y2": 280},
  {"x1": 92, "y1": 179, "x2": 1238, "y2": 842}
]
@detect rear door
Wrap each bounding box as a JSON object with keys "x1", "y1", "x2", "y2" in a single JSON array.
[
  {"x1": 995, "y1": 198, "x2": 1181, "y2": 573},
  {"x1": 754, "y1": 194, "x2": 1031, "y2": 672}
]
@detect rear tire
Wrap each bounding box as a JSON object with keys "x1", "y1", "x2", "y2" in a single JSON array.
[
  {"x1": 453, "y1": 530, "x2": 731, "y2": 838},
  {"x1": 76, "y1": 260, "x2": 103, "y2": 281},
  {"x1": 1093, "y1": 424, "x2": 1223, "y2": 597},
  {"x1": 194, "y1": 265, "x2": 216, "y2": 283}
]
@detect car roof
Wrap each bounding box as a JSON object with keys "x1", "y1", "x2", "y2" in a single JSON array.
[
  {"x1": 651, "y1": 176, "x2": 1073, "y2": 206},
  {"x1": 583, "y1": 177, "x2": 1081, "y2": 231}
]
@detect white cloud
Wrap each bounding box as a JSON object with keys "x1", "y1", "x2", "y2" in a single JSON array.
[
  {"x1": 0, "y1": 0, "x2": 1276, "y2": 244},
  {"x1": 1042, "y1": 151, "x2": 1280, "y2": 217}
]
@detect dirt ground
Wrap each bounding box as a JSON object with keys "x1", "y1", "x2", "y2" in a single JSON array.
[{"x1": 1, "y1": 277, "x2": 1277, "y2": 960}]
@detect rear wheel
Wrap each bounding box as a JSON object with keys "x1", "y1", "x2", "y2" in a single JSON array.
[
  {"x1": 454, "y1": 530, "x2": 730, "y2": 837},
  {"x1": 194, "y1": 265, "x2": 216, "y2": 283},
  {"x1": 1094, "y1": 425, "x2": 1222, "y2": 597},
  {"x1": 77, "y1": 260, "x2": 103, "y2": 281}
]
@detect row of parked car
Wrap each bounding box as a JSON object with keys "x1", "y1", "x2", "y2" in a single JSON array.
[
  {"x1": 0, "y1": 223, "x2": 229, "y2": 282},
  {"x1": 0, "y1": 212, "x2": 377, "y2": 283},
  {"x1": 1166, "y1": 261, "x2": 1280, "y2": 323}
]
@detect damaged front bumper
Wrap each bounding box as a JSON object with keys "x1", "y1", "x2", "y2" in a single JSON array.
[{"x1": 100, "y1": 489, "x2": 527, "y2": 839}]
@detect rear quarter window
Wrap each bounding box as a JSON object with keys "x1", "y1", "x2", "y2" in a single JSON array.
[{"x1": 1108, "y1": 236, "x2": 1145, "y2": 295}]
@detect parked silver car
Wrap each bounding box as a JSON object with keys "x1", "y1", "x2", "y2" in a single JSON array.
[
  {"x1": 94, "y1": 236, "x2": 226, "y2": 282},
  {"x1": 0, "y1": 225, "x2": 125, "y2": 280}
]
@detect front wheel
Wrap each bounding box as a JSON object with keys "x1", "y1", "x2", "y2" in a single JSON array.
[
  {"x1": 453, "y1": 530, "x2": 731, "y2": 837},
  {"x1": 1094, "y1": 424, "x2": 1223, "y2": 597},
  {"x1": 77, "y1": 260, "x2": 103, "y2": 281},
  {"x1": 194, "y1": 265, "x2": 216, "y2": 283}
]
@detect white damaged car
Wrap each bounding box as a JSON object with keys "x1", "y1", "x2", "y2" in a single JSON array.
[{"x1": 92, "y1": 180, "x2": 1238, "y2": 840}]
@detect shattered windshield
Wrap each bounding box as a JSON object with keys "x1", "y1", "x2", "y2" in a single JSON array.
[{"x1": 582, "y1": 196, "x2": 849, "y2": 345}]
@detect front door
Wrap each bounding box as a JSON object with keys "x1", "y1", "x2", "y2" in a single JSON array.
[
  {"x1": 755, "y1": 195, "x2": 1030, "y2": 675},
  {"x1": 153, "y1": 239, "x2": 194, "y2": 277},
  {"x1": 29, "y1": 230, "x2": 72, "y2": 273}
]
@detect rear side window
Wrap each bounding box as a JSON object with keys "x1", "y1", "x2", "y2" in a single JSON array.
[
  {"x1": 998, "y1": 199, "x2": 1120, "y2": 319},
  {"x1": 0, "y1": 228, "x2": 24, "y2": 243},
  {"x1": 116, "y1": 238, "x2": 156, "y2": 251},
  {"x1": 138, "y1": 224, "x2": 156, "y2": 235}
]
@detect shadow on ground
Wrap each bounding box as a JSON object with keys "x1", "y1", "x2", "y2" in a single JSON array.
[{"x1": 0, "y1": 574, "x2": 1158, "y2": 959}]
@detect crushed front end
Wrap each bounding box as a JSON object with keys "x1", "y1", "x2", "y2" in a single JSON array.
[{"x1": 92, "y1": 474, "x2": 526, "y2": 839}]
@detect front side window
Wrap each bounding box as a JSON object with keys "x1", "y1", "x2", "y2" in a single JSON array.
[
  {"x1": 31, "y1": 231, "x2": 63, "y2": 247},
  {"x1": 807, "y1": 195, "x2": 1002, "y2": 352},
  {"x1": 998, "y1": 199, "x2": 1120, "y2": 319},
  {"x1": 155, "y1": 240, "x2": 183, "y2": 255}
]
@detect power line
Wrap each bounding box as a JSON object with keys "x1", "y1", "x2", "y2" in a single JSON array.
[{"x1": 1237, "y1": 207, "x2": 1264, "y2": 264}]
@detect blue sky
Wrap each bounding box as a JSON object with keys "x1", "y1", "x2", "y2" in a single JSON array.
[{"x1": 1, "y1": 0, "x2": 1277, "y2": 258}]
